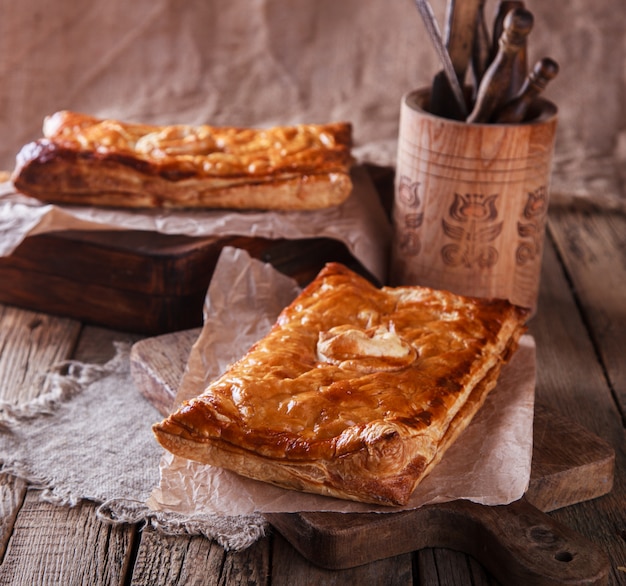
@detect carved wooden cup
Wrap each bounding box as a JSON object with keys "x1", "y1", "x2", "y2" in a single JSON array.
[{"x1": 390, "y1": 88, "x2": 558, "y2": 315}]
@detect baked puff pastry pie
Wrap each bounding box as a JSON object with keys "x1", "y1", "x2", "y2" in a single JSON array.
[
  {"x1": 153, "y1": 263, "x2": 528, "y2": 506},
  {"x1": 11, "y1": 111, "x2": 354, "y2": 210}
]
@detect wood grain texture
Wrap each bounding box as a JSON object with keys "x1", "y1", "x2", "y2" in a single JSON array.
[
  {"x1": 0, "y1": 306, "x2": 80, "y2": 403},
  {"x1": 526, "y1": 404, "x2": 614, "y2": 511},
  {"x1": 391, "y1": 89, "x2": 557, "y2": 313},
  {"x1": 130, "y1": 328, "x2": 201, "y2": 415},
  {"x1": 529, "y1": 230, "x2": 626, "y2": 586},
  {"x1": 0, "y1": 231, "x2": 225, "y2": 296},
  {"x1": 0, "y1": 494, "x2": 135, "y2": 586},
  {"x1": 266, "y1": 498, "x2": 610, "y2": 583},
  {"x1": 130, "y1": 527, "x2": 270, "y2": 586},
  {"x1": 0, "y1": 476, "x2": 27, "y2": 563},
  {"x1": 0, "y1": 203, "x2": 624, "y2": 584},
  {"x1": 0, "y1": 262, "x2": 206, "y2": 336},
  {"x1": 270, "y1": 531, "x2": 412, "y2": 586},
  {"x1": 72, "y1": 325, "x2": 144, "y2": 365},
  {"x1": 0, "y1": 231, "x2": 370, "y2": 336},
  {"x1": 547, "y1": 210, "x2": 626, "y2": 416},
  {"x1": 417, "y1": 548, "x2": 500, "y2": 585}
]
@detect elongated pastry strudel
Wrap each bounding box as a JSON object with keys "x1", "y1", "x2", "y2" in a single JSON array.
[
  {"x1": 12, "y1": 111, "x2": 354, "y2": 210},
  {"x1": 153, "y1": 263, "x2": 528, "y2": 506}
]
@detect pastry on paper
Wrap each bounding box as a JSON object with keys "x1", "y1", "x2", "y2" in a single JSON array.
[
  {"x1": 153, "y1": 263, "x2": 528, "y2": 506},
  {"x1": 12, "y1": 111, "x2": 354, "y2": 211}
]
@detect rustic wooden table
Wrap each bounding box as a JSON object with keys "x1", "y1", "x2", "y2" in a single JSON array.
[{"x1": 0, "y1": 202, "x2": 624, "y2": 585}]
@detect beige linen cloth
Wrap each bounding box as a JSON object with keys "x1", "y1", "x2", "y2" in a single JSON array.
[
  {"x1": 1, "y1": 0, "x2": 622, "y2": 200},
  {"x1": 0, "y1": 339, "x2": 268, "y2": 551}
]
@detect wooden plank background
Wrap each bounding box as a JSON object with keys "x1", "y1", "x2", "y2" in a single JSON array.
[{"x1": 0, "y1": 208, "x2": 624, "y2": 584}]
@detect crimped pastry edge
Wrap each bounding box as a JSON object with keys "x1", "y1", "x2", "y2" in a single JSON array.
[
  {"x1": 11, "y1": 112, "x2": 355, "y2": 210},
  {"x1": 153, "y1": 357, "x2": 513, "y2": 507},
  {"x1": 12, "y1": 143, "x2": 353, "y2": 210}
]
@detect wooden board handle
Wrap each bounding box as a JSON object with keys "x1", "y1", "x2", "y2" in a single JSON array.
[
  {"x1": 449, "y1": 498, "x2": 609, "y2": 585},
  {"x1": 266, "y1": 498, "x2": 609, "y2": 584}
]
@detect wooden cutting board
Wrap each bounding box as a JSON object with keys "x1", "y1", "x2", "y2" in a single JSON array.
[{"x1": 131, "y1": 330, "x2": 614, "y2": 585}]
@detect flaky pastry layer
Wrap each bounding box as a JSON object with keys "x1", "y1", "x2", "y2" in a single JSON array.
[
  {"x1": 153, "y1": 263, "x2": 528, "y2": 506},
  {"x1": 11, "y1": 110, "x2": 354, "y2": 210}
]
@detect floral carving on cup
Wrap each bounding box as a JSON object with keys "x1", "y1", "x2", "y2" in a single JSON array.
[
  {"x1": 398, "y1": 175, "x2": 421, "y2": 208},
  {"x1": 516, "y1": 186, "x2": 548, "y2": 265},
  {"x1": 396, "y1": 176, "x2": 424, "y2": 256},
  {"x1": 441, "y1": 193, "x2": 503, "y2": 268}
]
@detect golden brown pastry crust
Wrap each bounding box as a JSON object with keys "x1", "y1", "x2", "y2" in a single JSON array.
[
  {"x1": 11, "y1": 111, "x2": 354, "y2": 210},
  {"x1": 153, "y1": 263, "x2": 528, "y2": 506}
]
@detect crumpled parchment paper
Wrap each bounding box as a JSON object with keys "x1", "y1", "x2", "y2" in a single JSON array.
[
  {"x1": 147, "y1": 247, "x2": 535, "y2": 515},
  {"x1": 0, "y1": 165, "x2": 391, "y2": 284}
]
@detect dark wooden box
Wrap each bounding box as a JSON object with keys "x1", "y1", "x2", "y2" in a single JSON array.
[{"x1": 0, "y1": 230, "x2": 371, "y2": 335}]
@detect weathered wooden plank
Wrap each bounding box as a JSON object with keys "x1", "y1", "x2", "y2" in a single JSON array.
[
  {"x1": 0, "y1": 476, "x2": 27, "y2": 562},
  {"x1": 529, "y1": 228, "x2": 626, "y2": 586},
  {"x1": 0, "y1": 495, "x2": 135, "y2": 586},
  {"x1": 416, "y1": 548, "x2": 500, "y2": 585},
  {"x1": 0, "y1": 305, "x2": 82, "y2": 571},
  {"x1": 547, "y1": 209, "x2": 626, "y2": 416},
  {"x1": 0, "y1": 305, "x2": 81, "y2": 402},
  {"x1": 130, "y1": 327, "x2": 200, "y2": 416},
  {"x1": 416, "y1": 548, "x2": 442, "y2": 585},
  {"x1": 129, "y1": 526, "x2": 270, "y2": 586},
  {"x1": 467, "y1": 555, "x2": 501, "y2": 585},
  {"x1": 270, "y1": 531, "x2": 412, "y2": 585},
  {"x1": 72, "y1": 324, "x2": 144, "y2": 364},
  {"x1": 531, "y1": 231, "x2": 621, "y2": 437}
]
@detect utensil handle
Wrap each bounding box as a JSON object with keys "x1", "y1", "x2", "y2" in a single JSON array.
[
  {"x1": 413, "y1": 0, "x2": 468, "y2": 118},
  {"x1": 471, "y1": 0, "x2": 491, "y2": 89},
  {"x1": 494, "y1": 57, "x2": 559, "y2": 123},
  {"x1": 467, "y1": 7, "x2": 533, "y2": 123}
]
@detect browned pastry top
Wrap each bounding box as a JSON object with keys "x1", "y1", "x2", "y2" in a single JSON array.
[
  {"x1": 38, "y1": 110, "x2": 354, "y2": 179},
  {"x1": 157, "y1": 263, "x2": 526, "y2": 463}
]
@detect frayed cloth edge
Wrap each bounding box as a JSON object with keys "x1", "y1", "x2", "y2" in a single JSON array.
[
  {"x1": 0, "y1": 342, "x2": 132, "y2": 428},
  {"x1": 96, "y1": 498, "x2": 269, "y2": 552},
  {"x1": 0, "y1": 467, "x2": 267, "y2": 553}
]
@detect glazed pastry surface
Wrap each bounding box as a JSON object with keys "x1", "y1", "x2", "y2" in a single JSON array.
[
  {"x1": 153, "y1": 263, "x2": 528, "y2": 506},
  {"x1": 12, "y1": 111, "x2": 354, "y2": 210}
]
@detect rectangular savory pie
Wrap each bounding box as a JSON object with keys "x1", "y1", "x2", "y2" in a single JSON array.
[
  {"x1": 11, "y1": 111, "x2": 354, "y2": 210},
  {"x1": 153, "y1": 263, "x2": 528, "y2": 506}
]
